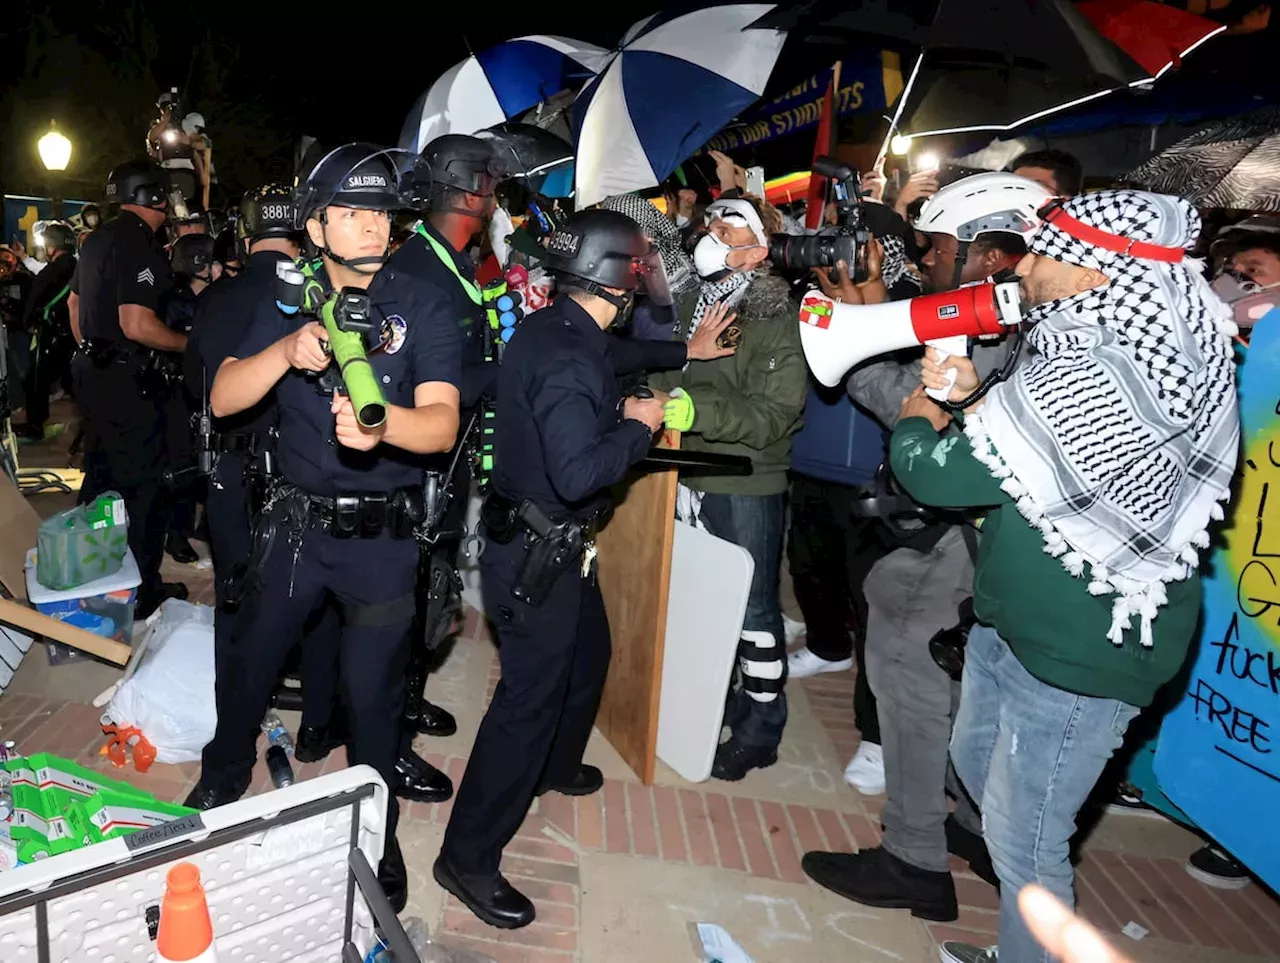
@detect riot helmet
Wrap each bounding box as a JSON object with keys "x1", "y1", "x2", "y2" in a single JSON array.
[
  {"x1": 294, "y1": 143, "x2": 408, "y2": 272},
  {"x1": 212, "y1": 228, "x2": 242, "y2": 275},
  {"x1": 404, "y1": 134, "x2": 506, "y2": 212},
  {"x1": 106, "y1": 161, "x2": 168, "y2": 209},
  {"x1": 544, "y1": 209, "x2": 672, "y2": 321},
  {"x1": 33, "y1": 221, "x2": 76, "y2": 258},
  {"x1": 238, "y1": 183, "x2": 297, "y2": 243},
  {"x1": 171, "y1": 233, "x2": 216, "y2": 280}
]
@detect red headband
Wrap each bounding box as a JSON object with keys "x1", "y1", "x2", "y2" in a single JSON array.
[{"x1": 1039, "y1": 202, "x2": 1186, "y2": 264}]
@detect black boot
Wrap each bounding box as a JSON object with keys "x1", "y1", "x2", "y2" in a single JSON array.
[
  {"x1": 295, "y1": 724, "x2": 346, "y2": 764},
  {"x1": 165, "y1": 534, "x2": 199, "y2": 564},
  {"x1": 136, "y1": 582, "x2": 189, "y2": 620},
  {"x1": 801, "y1": 846, "x2": 958, "y2": 922},
  {"x1": 433, "y1": 854, "x2": 535, "y2": 929},
  {"x1": 395, "y1": 749, "x2": 453, "y2": 803},
  {"x1": 404, "y1": 697, "x2": 457, "y2": 738},
  {"x1": 379, "y1": 834, "x2": 408, "y2": 913},
  {"x1": 711, "y1": 737, "x2": 777, "y2": 781},
  {"x1": 183, "y1": 772, "x2": 251, "y2": 811},
  {"x1": 537, "y1": 764, "x2": 603, "y2": 797},
  {"x1": 945, "y1": 814, "x2": 998, "y2": 888}
]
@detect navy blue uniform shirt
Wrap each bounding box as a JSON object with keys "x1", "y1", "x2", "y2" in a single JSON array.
[
  {"x1": 185, "y1": 250, "x2": 292, "y2": 438},
  {"x1": 387, "y1": 224, "x2": 493, "y2": 407},
  {"x1": 71, "y1": 211, "x2": 173, "y2": 344},
  {"x1": 232, "y1": 264, "x2": 462, "y2": 496},
  {"x1": 492, "y1": 296, "x2": 652, "y2": 517}
]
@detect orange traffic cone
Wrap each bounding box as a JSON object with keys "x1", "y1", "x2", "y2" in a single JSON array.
[{"x1": 156, "y1": 863, "x2": 218, "y2": 962}]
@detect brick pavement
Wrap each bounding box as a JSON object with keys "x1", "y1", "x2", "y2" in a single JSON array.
[{"x1": 3, "y1": 601, "x2": 1278, "y2": 962}]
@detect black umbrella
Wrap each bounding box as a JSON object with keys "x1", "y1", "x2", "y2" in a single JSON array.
[
  {"x1": 754, "y1": 0, "x2": 1150, "y2": 141},
  {"x1": 1125, "y1": 108, "x2": 1280, "y2": 212},
  {"x1": 474, "y1": 122, "x2": 574, "y2": 179}
]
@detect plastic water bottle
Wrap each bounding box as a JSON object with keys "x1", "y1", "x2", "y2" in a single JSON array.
[{"x1": 260, "y1": 713, "x2": 294, "y2": 755}]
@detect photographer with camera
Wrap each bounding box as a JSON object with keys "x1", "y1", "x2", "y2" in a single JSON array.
[
  {"x1": 802, "y1": 173, "x2": 1050, "y2": 922},
  {"x1": 648, "y1": 195, "x2": 808, "y2": 781},
  {"x1": 184, "y1": 144, "x2": 462, "y2": 912}
]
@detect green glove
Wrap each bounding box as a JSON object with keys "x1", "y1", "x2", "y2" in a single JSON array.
[{"x1": 664, "y1": 388, "x2": 696, "y2": 432}]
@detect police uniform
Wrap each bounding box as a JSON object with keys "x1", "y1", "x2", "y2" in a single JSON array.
[
  {"x1": 195, "y1": 258, "x2": 460, "y2": 825},
  {"x1": 439, "y1": 211, "x2": 664, "y2": 926},
  {"x1": 185, "y1": 246, "x2": 348, "y2": 758},
  {"x1": 71, "y1": 208, "x2": 176, "y2": 604},
  {"x1": 18, "y1": 249, "x2": 77, "y2": 435}
]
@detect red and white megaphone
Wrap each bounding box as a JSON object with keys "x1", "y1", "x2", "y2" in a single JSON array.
[{"x1": 798, "y1": 282, "x2": 1023, "y2": 389}]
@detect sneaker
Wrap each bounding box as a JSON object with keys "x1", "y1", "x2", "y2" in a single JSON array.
[
  {"x1": 939, "y1": 942, "x2": 997, "y2": 962},
  {"x1": 788, "y1": 646, "x2": 854, "y2": 679},
  {"x1": 782, "y1": 612, "x2": 807, "y2": 645},
  {"x1": 1186, "y1": 845, "x2": 1251, "y2": 890},
  {"x1": 844, "y1": 742, "x2": 885, "y2": 795}
]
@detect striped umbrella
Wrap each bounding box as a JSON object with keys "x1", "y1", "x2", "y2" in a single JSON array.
[
  {"x1": 399, "y1": 37, "x2": 610, "y2": 153},
  {"x1": 572, "y1": 3, "x2": 787, "y2": 208},
  {"x1": 1126, "y1": 108, "x2": 1280, "y2": 213}
]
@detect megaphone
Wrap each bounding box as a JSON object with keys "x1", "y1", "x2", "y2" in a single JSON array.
[{"x1": 798, "y1": 282, "x2": 1023, "y2": 388}]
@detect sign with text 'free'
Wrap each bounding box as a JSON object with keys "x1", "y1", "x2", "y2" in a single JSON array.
[{"x1": 1155, "y1": 313, "x2": 1280, "y2": 892}]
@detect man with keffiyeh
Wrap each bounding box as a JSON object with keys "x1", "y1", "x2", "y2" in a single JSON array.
[{"x1": 888, "y1": 190, "x2": 1239, "y2": 963}]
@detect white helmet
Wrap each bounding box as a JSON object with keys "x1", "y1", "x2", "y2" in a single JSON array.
[{"x1": 913, "y1": 172, "x2": 1051, "y2": 243}]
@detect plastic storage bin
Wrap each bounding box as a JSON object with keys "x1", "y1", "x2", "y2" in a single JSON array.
[{"x1": 24, "y1": 547, "x2": 141, "y2": 665}]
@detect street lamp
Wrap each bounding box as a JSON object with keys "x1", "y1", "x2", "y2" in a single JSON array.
[{"x1": 37, "y1": 122, "x2": 72, "y2": 172}]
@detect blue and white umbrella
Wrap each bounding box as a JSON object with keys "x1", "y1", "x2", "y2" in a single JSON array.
[
  {"x1": 400, "y1": 36, "x2": 610, "y2": 153},
  {"x1": 572, "y1": 3, "x2": 786, "y2": 208}
]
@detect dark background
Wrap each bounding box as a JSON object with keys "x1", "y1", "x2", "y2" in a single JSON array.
[{"x1": 0, "y1": 1, "x2": 637, "y2": 201}]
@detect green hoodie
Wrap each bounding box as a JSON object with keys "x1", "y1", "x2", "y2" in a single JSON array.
[
  {"x1": 651, "y1": 271, "x2": 807, "y2": 496},
  {"x1": 889, "y1": 416, "x2": 1201, "y2": 708}
]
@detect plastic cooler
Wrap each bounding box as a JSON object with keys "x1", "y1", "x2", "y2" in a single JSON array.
[{"x1": 24, "y1": 548, "x2": 141, "y2": 665}]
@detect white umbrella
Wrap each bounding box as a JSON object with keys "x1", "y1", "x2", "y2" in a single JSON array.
[
  {"x1": 399, "y1": 36, "x2": 611, "y2": 153},
  {"x1": 573, "y1": 4, "x2": 786, "y2": 208}
]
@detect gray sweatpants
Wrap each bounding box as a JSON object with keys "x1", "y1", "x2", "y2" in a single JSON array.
[{"x1": 864, "y1": 526, "x2": 982, "y2": 874}]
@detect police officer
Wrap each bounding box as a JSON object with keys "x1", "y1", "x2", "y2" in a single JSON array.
[
  {"x1": 436, "y1": 209, "x2": 666, "y2": 928},
  {"x1": 182, "y1": 184, "x2": 344, "y2": 779},
  {"x1": 16, "y1": 222, "x2": 77, "y2": 440},
  {"x1": 70, "y1": 160, "x2": 189, "y2": 617},
  {"x1": 162, "y1": 233, "x2": 220, "y2": 564},
  {"x1": 186, "y1": 145, "x2": 461, "y2": 910},
  {"x1": 383, "y1": 133, "x2": 503, "y2": 756}
]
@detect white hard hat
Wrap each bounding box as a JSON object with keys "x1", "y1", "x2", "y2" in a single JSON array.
[{"x1": 913, "y1": 172, "x2": 1051, "y2": 243}]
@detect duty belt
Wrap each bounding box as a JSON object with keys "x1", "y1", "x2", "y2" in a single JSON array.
[
  {"x1": 480, "y1": 490, "x2": 612, "y2": 606},
  {"x1": 213, "y1": 431, "x2": 262, "y2": 456},
  {"x1": 293, "y1": 485, "x2": 426, "y2": 540},
  {"x1": 81, "y1": 338, "x2": 144, "y2": 367}
]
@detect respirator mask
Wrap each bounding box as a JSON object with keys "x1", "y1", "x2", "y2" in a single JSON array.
[
  {"x1": 1212, "y1": 269, "x2": 1280, "y2": 327},
  {"x1": 692, "y1": 199, "x2": 768, "y2": 282}
]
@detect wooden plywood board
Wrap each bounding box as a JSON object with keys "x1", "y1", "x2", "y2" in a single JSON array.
[
  {"x1": 595, "y1": 430, "x2": 680, "y2": 784},
  {"x1": 0, "y1": 474, "x2": 41, "y2": 602}
]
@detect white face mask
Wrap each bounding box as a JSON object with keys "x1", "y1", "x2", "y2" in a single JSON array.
[{"x1": 693, "y1": 232, "x2": 760, "y2": 281}]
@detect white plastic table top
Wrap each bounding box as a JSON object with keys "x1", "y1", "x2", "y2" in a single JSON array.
[{"x1": 0, "y1": 766, "x2": 390, "y2": 963}]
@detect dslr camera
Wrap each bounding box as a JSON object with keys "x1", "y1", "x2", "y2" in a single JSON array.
[{"x1": 768, "y1": 155, "x2": 872, "y2": 283}]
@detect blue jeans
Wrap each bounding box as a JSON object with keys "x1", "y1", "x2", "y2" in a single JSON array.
[
  {"x1": 699, "y1": 491, "x2": 787, "y2": 748},
  {"x1": 951, "y1": 624, "x2": 1140, "y2": 962}
]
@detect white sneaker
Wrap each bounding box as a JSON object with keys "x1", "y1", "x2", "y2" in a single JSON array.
[
  {"x1": 782, "y1": 612, "x2": 807, "y2": 645},
  {"x1": 939, "y1": 943, "x2": 997, "y2": 963},
  {"x1": 787, "y1": 646, "x2": 854, "y2": 679},
  {"x1": 843, "y1": 742, "x2": 885, "y2": 795}
]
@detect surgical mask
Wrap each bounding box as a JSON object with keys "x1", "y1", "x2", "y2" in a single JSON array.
[
  {"x1": 693, "y1": 232, "x2": 757, "y2": 282},
  {"x1": 1212, "y1": 269, "x2": 1280, "y2": 327}
]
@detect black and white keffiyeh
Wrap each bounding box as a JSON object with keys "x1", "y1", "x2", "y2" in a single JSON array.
[
  {"x1": 601, "y1": 193, "x2": 699, "y2": 296},
  {"x1": 964, "y1": 190, "x2": 1240, "y2": 646}
]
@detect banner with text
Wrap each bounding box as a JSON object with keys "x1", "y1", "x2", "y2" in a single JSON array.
[
  {"x1": 1154, "y1": 312, "x2": 1280, "y2": 892},
  {"x1": 3, "y1": 195, "x2": 89, "y2": 252},
  {"x1": 703, "y1": 56, "x2": 886, "y2": 154}
]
